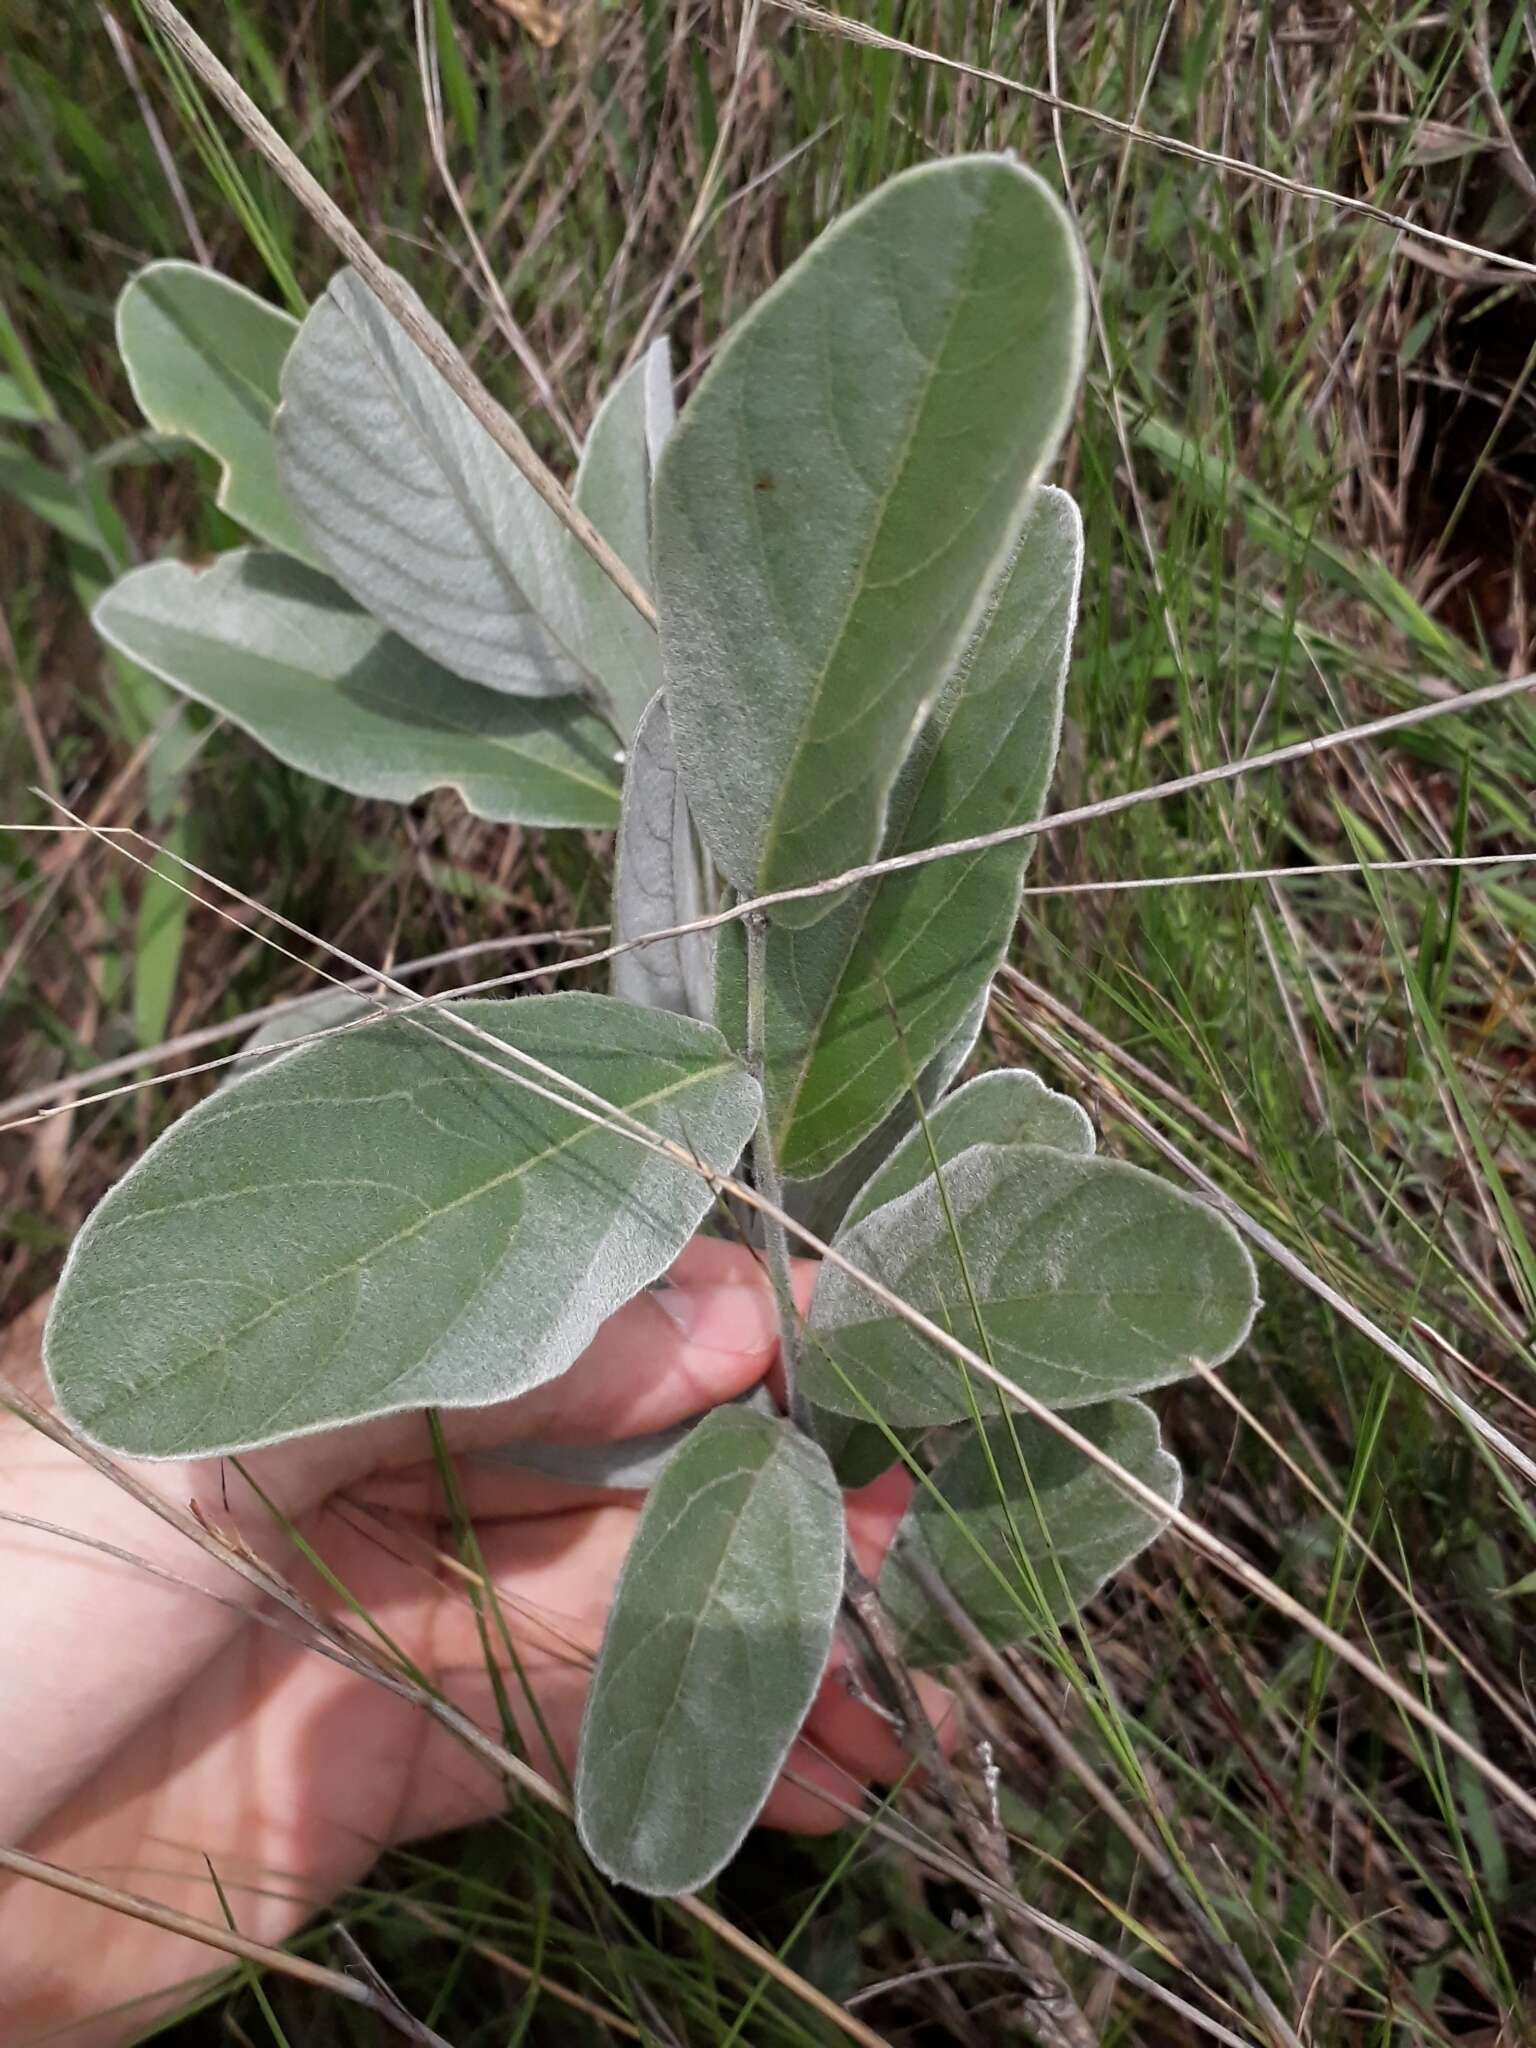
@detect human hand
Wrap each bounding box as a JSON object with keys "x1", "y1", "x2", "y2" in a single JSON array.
[{"x1": 0, "y1": 1238, "x2": 950, "y2": 2045}]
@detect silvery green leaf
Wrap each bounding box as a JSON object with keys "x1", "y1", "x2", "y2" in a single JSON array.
[
  {"x1": 576, "y1": 1406, "x2": 844, "y2": 1894},
  {"x1": 611, "y1": 693, "x2": 713, "y2": 1020},
  {"x1": 922, "y1": 982, "x2": 992, "y2": 1103},
  {"x1": 219, "y1": 989, "x2": 382, "y2": 1089},
  {"x1": 276, "y1": 267, "x2": 589, "y2": 701},
  {"x1": 882, "y1": 1401, "x2": 1181, "y2": 1666},
  {"x1": 93, "y1": 552, "x2": 620, "y2": 828},
  {"x1": 565, "y1": 339, "x2": 673, "y2": 744},
  {"x1": 719, "y1": 488, "x2": 1081, "y2": 1179},
  {"x1": 800, "y1": 1051, "x2": 1095, "y2": 1475},
  {"x1": 45, "y1": 995, "x2": 759, "y2": 1458},
  {"x1": 788, "y1": 1000, "x2": 1005, "y2": 1480},
  {"x1": 656, "y1": 156, "x2": 1085, "y2": 925},
  {"x1": 843, "y1": 1068, "x2": 1093, "y2": 1230},
  {"x1": 476, "y1": 1383, "x2": 778, "y2": 1489},
  {"x1": 116, "y1": 262, "x2": 312, "y2": 560},
  {"x1": 781, "y1": 984, "x2": 992, "y2": 1247},
  {"x1": 803, "y1": 1143, "x2": 1259, "y2": 1426}
]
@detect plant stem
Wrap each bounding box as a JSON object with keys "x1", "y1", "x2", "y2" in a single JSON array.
[
  {"x1": 841, "y1": 1558, "x2": 1098, "y2": 2048},
  {"x1": 904, "y1": 1553, "x2": 1303, "y2": 2048},
  {"x1": 745, "y1": 909, "x2": 805, "y2": 1422}
]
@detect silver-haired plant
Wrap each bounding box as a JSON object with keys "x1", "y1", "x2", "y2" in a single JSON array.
[{"x1": 46, "y1": 157, "x2": 1259, "y2": 1897}]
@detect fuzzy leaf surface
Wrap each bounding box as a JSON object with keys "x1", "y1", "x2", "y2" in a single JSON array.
[
  {"x1": 657, "y1": 156, "x2": 1084, "y2": 925},
  {"x1": 116, "y1": 262, "x2": 311, "y2": 559},
  {"x1": 93, "y1": 552, "x2": 619, "y2": 827},
  {"x1": 799, "y1": 1064, "x2": 1094, "y2": 1477},
  {"x1": 45, "y1": 996, "x2": 758, "y2": 1457},
  {"x1": 566, "y1": 338, "x2": 672, "y2": 743},
  {"x1": 716, "y1": 488, "x2": 1081, "y2": 1176},
  {"x1": 844, "y1": 1066, "x2": 1093, "y2": 1229},
  {"x1": 781, "y1": 981, "x2": 990, "y2": 1248},
  {"x1": 803, "y1": 1143, "x2": 1259, "y2": 1425},
  {"x1": 276, "y1": 267, "x2": 589, "y2": 701},
  {"x1": 790, "y1": 1006, "x2": 1001, "y2": 1487},
  {"x1": 610, "y1": 693, "x2": 713, "y2": 1019},
  {"x1": 882, "y1": 1401, "x2": 1180, "y2": 1665},
  {"x1": 576, "y1": 1406, "x2": 843, "y2": 1894}
]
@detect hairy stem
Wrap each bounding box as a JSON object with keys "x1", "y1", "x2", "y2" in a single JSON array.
[
  {"x1": 841, "y1": 1556, "x2": 1098, "y2": 2048},
  {"x1": 745, "y1": 909, "x2": 805, "y2": 1422}
]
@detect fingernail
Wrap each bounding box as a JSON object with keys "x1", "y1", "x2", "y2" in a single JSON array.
[{"x1": 652, "y1": 1281, "x2": 779, "y2": 1355}]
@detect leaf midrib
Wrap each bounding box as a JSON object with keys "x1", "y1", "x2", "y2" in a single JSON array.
[
  {"x1": 771, "y1": 523, "x2": 1061, "y2": 1158},
  {"x1": 753, "y1": 186, "x2": 995, "y2": 893},
  {"x1": 99, "y1": 573, "x2": 621, "y2": 806},
  {"x1": 323, "y1": 277, "x2": 586, "y2": 677},
  {"x1": 603, "y1": 1423, "x2": 799, "y2": 1865},
  {"x1": 610, "y1": 1452, "x2": 771, "y2": 1833},
  {"x1": 81, "y1": 1055, "x2": 732, "y2": 1427}
]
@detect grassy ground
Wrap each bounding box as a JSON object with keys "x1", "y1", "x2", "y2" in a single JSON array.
[{"x1": 3, "y1": 1, "x2": 1535, "y2": 2041}]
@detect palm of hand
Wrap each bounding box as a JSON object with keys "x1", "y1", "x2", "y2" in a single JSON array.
[{"x1": 0, "y1": 1241, "x2": 939, "y2": 2046}]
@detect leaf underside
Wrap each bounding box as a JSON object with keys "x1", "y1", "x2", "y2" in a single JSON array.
[
  {"x1": 566, "y1": 337, "x2": 673, "y2": 743},
  {"x1": 481, "y1": 1383, "x2": 779, "y2": 1491},
  {"x1": 116, "y1": 261, "x2": 312, "y2": 560},
  {"x1": 610, "y1": 692, "x2": 714, "y2": 1020},
  {"x1": 45, "y1": 995, "x2": 758, "y2": 1457},
  {"x1": 93, "y1": 552, "x2": 620, "y2": 828},
  {"x1": 576, "y1": 1406, "x2": 844, "y2": 1895},
  {"x1": 276, "y1": 267, "x2": 590, "y2": 701}
]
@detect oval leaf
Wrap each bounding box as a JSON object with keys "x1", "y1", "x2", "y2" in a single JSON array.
[
  {"x1": 610, "y1": 693, "x2": 713, "y2": 1019},
  {"x1": 717, "y1": 488, "x2": 1082, "y2": 1177},
  {"x1": 844, "y1": 1066, "x2": 1094, "y2": 1230},
  {"x1": 782, "y1": 981, "x2": 992, "y2": 1248},
  {"x1": 566, "y1": 338, "x2": 673, "y2": 743},
  {"x1": 576, "y1": 1406, "x2": 844, "y2": 1894},
  {"x1": 881, "y1": 1401, "x2": 1181, "y2": 1666},
  {"x1": 93, "y1": 552, "x2": 620, "y2": 828},
  {"x1": 803, "y1": 1143, "x2": 1259, "y2": 1425},
  {"x1": 116, "y1": 261, "x2": 312, "y2": 560},
  {"x1": 45, "y1": 995, "x2": 759, "y2": 1457},
  {"x1": 276, "y1": 267, "x2": 590, "y2": 701},
  {"x1": 657, "y1": 156, "x2": 1085, "y2": 925},
  {"x1": 790, "y1": 1014, "x2": 1020, "y2": 1485}
]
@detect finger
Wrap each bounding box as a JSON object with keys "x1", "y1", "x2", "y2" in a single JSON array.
[
  {"x1": 403, "y1": 1496, "x2": 957, "y2": 1858},
  {"x1": 759, "y1": 1735, "x2": 867, "y2": 1836},
  {"x1": 342, "y1": 1242, "x2": 789, "y2": 1513},
  {"x1": 448, "y1": 1239, "x2": 784, "y2": 1450},
  {"x1": 800, "y1": 1463, "x2": 958, "y2": 1786},
  {"x1": 354, "y1": 1469, "x2": 646, "y2": 1520},
  {"x1": 427, "y1": 1257, "x2": 848, "y2": 1520},
  {"x1": 394, "y1": 1504, "x2": 637, "y2": 1843},
  {"x1": 804, "y1": 1649, "x2": 959, "y2": 1788},
  {"x1": 844, "y1": 1463, "x2": 915, "y2": 1579}
]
